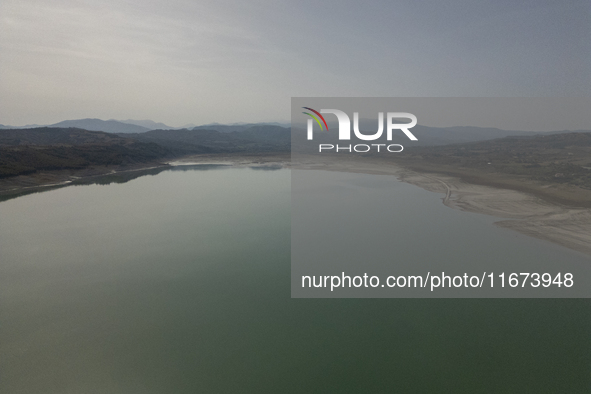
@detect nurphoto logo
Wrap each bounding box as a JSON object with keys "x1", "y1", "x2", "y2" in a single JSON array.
[{"x1": 302, "y1": 107, "x2": 418, "y2": 153}]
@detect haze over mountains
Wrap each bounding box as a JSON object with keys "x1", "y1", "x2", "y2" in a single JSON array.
[
  {"x1": 0, "y1": 119, "x2": 291, "y2": 134},
  {"x1": 118, "y1": 119, "x2": 175, "y2": 130},
  {"x1": 0, "y1": 119, "x2": 150, "y2": 133},
  {"x1": 292, "y1": 118, "x2": 591, "y2": 148},
  {"x1": 50, "y1": 119, "x2": 152, "y2": 134},
  {"x1": 381, "y1": 125, "x2": 591, "y2": 146},
  {"x1": 2, "y1": 115, "x2": 590, "y2": 155},
  {"x1": 193, "y1": 122, "x2": 291, "y2": 133},
  {"x1": 2, "y1": 119, "x2": 590, "y2": 208}
]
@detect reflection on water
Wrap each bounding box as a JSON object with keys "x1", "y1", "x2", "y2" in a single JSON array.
[
  {"x1": 0, "y1": 164, "x2": 283, "y2": 203},
  {"x1": 0, "y1": 166, "x2": 589, "y2": 393}
]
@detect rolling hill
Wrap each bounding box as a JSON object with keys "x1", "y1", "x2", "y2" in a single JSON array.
[
  {"x1": 0, "y1": 128, "x2": 172, "y2": 178},
  {"x1": 49, "y1": 119, "x2": 151, "y2": 133}
]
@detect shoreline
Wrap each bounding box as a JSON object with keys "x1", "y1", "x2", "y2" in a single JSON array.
[
  {"x1": 169, "y1": 152, "x2": 291, "y2": 167},
  {"x1": 292, "y1": 155, "x2": 591, "y2": 257},
  {"x1": 0, "y1": 152, "x2": 290, "y2": 200},
  {"x1": 1, "y1": 152, "x2": 589, "y2": 257},
  {"x1": 0, "y1": 162, "x2": 174, "y2": 201},
  {"x1": 399, "y1": 169, "x2": 591, "y2": 257}
]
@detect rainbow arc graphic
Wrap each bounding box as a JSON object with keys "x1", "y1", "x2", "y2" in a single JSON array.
[{"x1": 302, "y1": 107, "x2": 329, "y2": 131}]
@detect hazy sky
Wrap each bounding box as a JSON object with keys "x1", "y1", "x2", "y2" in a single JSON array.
[{"x1": 1, "y1": 0, "x2": 589, "y2": 126}]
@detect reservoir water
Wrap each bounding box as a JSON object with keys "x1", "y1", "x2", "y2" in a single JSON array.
[{"x1": 0, "y1": 165, "x2": 589, "y2": 393}]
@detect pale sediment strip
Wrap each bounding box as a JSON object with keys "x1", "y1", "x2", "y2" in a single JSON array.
[
  {"x1": 293, "y1": 156, "x2": 591, "y2": 257},
  {"x1": 1, "y1": 152, "x2": 589, "y2": 257},
  {"x1": 399, "y1": 170, "x2": 591, "y2": 257}
]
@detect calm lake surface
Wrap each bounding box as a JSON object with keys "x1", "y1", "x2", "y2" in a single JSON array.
[{"x1": 0, "y1": 165, "x2": 589, "y2": 393}]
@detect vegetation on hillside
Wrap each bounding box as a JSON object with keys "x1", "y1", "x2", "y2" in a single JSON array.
[
  {"x1": 397, "y1": 132, "x2": 591, "y2": 190},
  {"x1": 0, "y1": 126, "x2": 290, "y2": 179},
  {"x1": 0, "y1": 128, "x2": 172, "y2": 178},
  {"x1": 121, "y1": 125, "x2": 290, "y2": 154}
]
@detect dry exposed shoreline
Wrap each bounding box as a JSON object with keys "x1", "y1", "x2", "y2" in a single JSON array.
[
  {"x1": 1, "y1": 152, "x2": 589, "y2": 257},
  {"x1": 292, "y1": 155, "x2": 591, "y2": 257},
  {"x1": 399, "y1": 169, "x2": 591, "y2": 257}
]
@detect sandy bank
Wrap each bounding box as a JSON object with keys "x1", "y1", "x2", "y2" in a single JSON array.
[
  {"x1": 293, "y1": 155, "x2": 591, "y2": 257},
  {"x1": 1, "y1": 151, "x2": 588, "y2": 257}
]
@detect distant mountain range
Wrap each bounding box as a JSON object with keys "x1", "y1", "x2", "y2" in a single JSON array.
[
  {"x1": 292, "y1": 120, "x2": 591, "y2": 148},
  {"x1": 117, "y1": 119, "x2": 175, "y2": 130},
  {"x1": 2, "y1": 117, "x2": 588, "y2": 147},
  {"x1": 2, "y1": 122, "x2": 591, "y2": 199},
  {"x1": 49, "y1": 119, "x2": 152, "y2": 133},
  {"x1": 0, "y1": 119, "x2": 291, "y2": 134},
  {"x1": 193, "y1": 122, "x2": 291, "y2": 132},
  {"x1": 0, "y1": 119, "x2": 151, "y2": 133},
  {"x1": 0, "y1": 123, "x2": 44, "y2": 129}
]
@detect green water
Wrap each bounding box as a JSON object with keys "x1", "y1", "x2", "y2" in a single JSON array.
[{"x1": 0, "y1": 165, "x2": 589, "y2": 393}]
